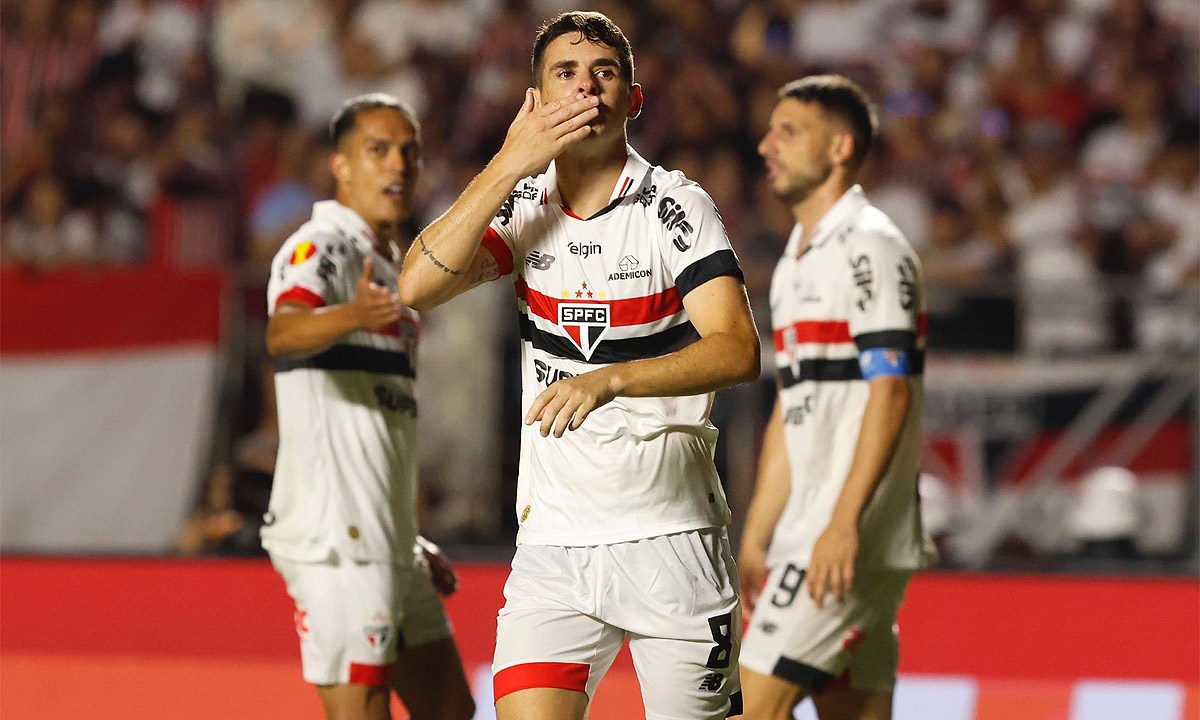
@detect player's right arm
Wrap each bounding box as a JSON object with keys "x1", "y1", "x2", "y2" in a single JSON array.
[
  {"x1": 267, "y1": 257, "x2": 400, "y2": 357},
  {"x1": 738, "y1": 397, "x2": 791, "y2": 617},
  {"x1": 397, "y1": 90, "x2": 599, "y2": 311}
]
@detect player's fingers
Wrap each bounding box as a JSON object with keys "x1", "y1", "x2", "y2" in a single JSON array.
[
  {"x1": 551, "y1": 398, "x2": 579, "y2": 437},
  {"x1": 515, "y1": 88, "x2": 535, "y2": 119},
  {"x1": 558, "y1": 123, "x2": 594, "y2": 147},
  {"x1": 567, "y1": 399, "x2": 595, "y2": 431},
  {"x1": 359, "y1": 256, "x2": 374, "y2": 284},
  {"x1": 539, "y1": 394, "x2": 570, "y2": 437},
  {"x1": 548, "y1": 95, "x2": 598, "y2": 126},
  {"x1": 524, "y1": 386, "x2": 555, "y2": 425},
  {"x1": 808, "y1": 566, "x2": 827, "y2": 610},
  {"x1": 830, "y1": 565, "x2": 844, "y2": 605},
  {"x1": 843, "y1": 565, "x2": 855, "y2": 597},
  {"x1": 553, "y1": 105, "x2": 599, "y2": 136}
]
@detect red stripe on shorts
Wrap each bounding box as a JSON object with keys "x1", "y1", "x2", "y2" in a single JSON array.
[
  {"x1": 348, "y1": 661, "x2": 395, "y2": 686},
  {"x1": 493, "y1": 661, "x2": 590, "y2": 701}
]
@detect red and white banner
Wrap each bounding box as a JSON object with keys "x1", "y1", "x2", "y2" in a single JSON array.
[{"x1": 0, "y1": 268, "x2": 228, "y2": 552}]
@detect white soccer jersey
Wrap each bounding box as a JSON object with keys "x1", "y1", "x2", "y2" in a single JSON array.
[
  {"x1": 263, "y1": 200, "x2": 420, "y2": 564},
  {"x1": 767, "y1": 185, "x2": 932, "y2": 570},
  {"x1": 480, "y1": 146, "x2": 744, "y2": 546}
]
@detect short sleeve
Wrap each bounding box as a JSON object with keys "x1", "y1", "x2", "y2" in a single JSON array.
[
  {"x1": 267, "y1": 232, "x2": 349, "y2": 314},
  {"x1": 656, "y1": 184, "x2": 744, "y2": 297},
  {"x1": 480, "y1": 181, "x2": 534, "y2": 278},
  {"x1": 845, "y1": 232, "x2": 923, "y2": 351}
]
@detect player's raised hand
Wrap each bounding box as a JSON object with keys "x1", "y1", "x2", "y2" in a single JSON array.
[
  {"x1": 806, "y1": 520, "x2": 859, "y2": 611},
  {"x1": 738, "y1": 543, "x2": 769, "y2": 618},
  {"x1": 351, "y1": 257, "x2": 403, "y2": 331},
  {"x1": 524, "y1": 367, "x2": 618, "y2": 438},
  {"x1": 494, "y1": 89, "x2": 600, "y2": 179}
]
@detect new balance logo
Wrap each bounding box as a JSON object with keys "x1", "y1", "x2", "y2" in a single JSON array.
[
  {"x1": 526, "y1": 250, "x2": 555, "y2": 271},
  {"x1": 698, "y1": 672, "x2": 725, "y2": 692}
]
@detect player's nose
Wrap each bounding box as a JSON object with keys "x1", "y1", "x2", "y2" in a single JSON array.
[{"x1": 575, "y1": 75, "x2": 599, "y2": 96}]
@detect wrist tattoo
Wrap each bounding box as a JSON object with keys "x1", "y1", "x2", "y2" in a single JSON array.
[{"x1": 418, "y1": 236, "x2": 464, "y2": 276}]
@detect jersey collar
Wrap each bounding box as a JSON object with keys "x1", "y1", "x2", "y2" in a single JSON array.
[
  {"x1": 786, "y1": 184, "x2": 869, "y2": 256},
  {"x1": 541, "y1": 144, "x2": 653, "y2": 220},
  {"x1": 311, "y1": 200, "x2": 378, "y2": 254}
]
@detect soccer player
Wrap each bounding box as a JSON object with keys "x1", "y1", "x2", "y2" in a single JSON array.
[
  {"x1": 737, "y1": 76, "x2": 932, "y2": 720},
  {"x1": 396, "y1": 11, "x2": 760, "y2": 720},
  {"x1": 263, "y1": 93, "x2": 475, "y2": 720}
]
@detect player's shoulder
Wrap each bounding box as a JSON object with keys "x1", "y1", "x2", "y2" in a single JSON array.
[
  {"x1": 495, "y1": 176, "x2": 545, "y2": 227},
  {"x1": 274, "y1": 218, "x2": 352, "y2": 266},
  {"x1": 646, "y1": 165, "x2": 721, "y2": 224},
  {"x1": 839, "y1": 204, "x2": 915, "y2": 258}
]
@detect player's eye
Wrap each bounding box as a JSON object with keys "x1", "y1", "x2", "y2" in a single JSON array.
[
  {"x1": 558, "y1": 69, "x2": 573, "y2": 80},
  {"x1": 595, "y1": 69, "x2": 614, "y2": 79}
]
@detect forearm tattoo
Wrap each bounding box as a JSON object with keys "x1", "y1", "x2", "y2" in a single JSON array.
[{"x1": 418, "y1": 235, "x2": 465, "y2": 276}]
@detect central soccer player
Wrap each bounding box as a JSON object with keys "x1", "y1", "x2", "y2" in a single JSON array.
[{"x1": 397, "y1": 10, "x2": 760, "y2": 720}]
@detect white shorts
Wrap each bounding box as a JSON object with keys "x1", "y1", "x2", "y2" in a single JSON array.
[
  {"x1": 493, "y1": 528, "x2": 742, "y2": 720},
  {"x1": 740, "y1": 564, "x2": 911, "y2": 695},
  {"x1": 271, "y1": 551, "x2": 452, "y2": 687}
]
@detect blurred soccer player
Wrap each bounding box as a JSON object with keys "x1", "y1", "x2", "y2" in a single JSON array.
[
  {"x1": 397, "y1": 11, "x2": 759, "y2": 720},
  {"x1": 263, "y1": 93, "x2": 474, "y2": 720},
  {"x1": 739, "y1": 76, "x2": 934, "y2": 720}
]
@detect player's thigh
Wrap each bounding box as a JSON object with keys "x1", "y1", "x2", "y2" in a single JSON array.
[
  {"x1": 392, "y1": 638, "x2": 474, "y2": 720},
  {"x1": 494, "y1": 606, "x2": 624, "y2": 704},
  {"x1": 739, "y1": 665, "x2": 804, "y2": 720},
  {"x1": 316, "y1": 682, "x2": 391, "y2": 720},
  {"x1": 628, "y1": 630, "x2": 743, "y2": 720},
  {"x1": 812, "y1": 686, "x2": 894, "y2": 720},
  {"x1": 390, "y1": 565, "x2": 474, "y2": 719},
  {"x1": 495, "y1": 687, "x2": 590, "y2": 720},
  {"x1": 741, "y1": 565, "x2": 908, "y2": 697}
]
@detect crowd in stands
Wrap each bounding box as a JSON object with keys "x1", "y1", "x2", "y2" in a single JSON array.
[{"x1": 3, "y1": 0, "x2": 1196, "y2": 552}]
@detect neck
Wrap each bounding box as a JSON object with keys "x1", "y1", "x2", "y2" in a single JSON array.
[
  {"x1": 555, "y1": 137, "x2": 628, "y2": 218},
  {"x1": 791, "y1": 176, "x2": 853, "y2": 250}
]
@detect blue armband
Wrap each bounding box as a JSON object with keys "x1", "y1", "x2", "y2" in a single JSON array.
[{"x1": 858, "y1": 348, "x2": 912, "y2": 379}]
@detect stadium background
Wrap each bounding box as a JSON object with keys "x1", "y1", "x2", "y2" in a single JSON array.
[{"x1": 1, "y1": 0, "x2": 1196, "y2": 718}]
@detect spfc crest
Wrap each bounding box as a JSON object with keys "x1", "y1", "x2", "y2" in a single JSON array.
[{"x1": 559, "y1": 303, "x2": 610, "y2": 360}]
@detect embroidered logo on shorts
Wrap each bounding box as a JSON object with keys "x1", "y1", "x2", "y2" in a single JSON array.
[
  {"x1": 698, "y1": 672, "x2": 725, "y2": 692},
  {"x1": 293, "y1": 608, "x2": 310, "y2": 638},
  {"x1": 363, "y1": 612, "x2": 393, "y2": 649},
  {"x1": 841, "y1": 626, "x2": 866, "y2": 655}
]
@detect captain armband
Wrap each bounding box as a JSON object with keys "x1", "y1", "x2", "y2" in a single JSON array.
[{"x1": 858, "y1": 348, "x2": 913, "y2": 380}]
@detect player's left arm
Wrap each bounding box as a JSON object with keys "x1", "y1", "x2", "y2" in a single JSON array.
[
  {"x1": 807, "y1": 232, "x2": 924, "y2": 610},
  {"x1": 525, "y1": 274, "x2": 760, "y2": 437}
]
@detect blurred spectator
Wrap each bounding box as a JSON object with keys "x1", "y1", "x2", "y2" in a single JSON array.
[
  {"x1": 1080, "y1": 71, "x2": 1167, "y2": 232},
  {"x1": 1, "y1": 173, "x2": 98, "y2": 267},
  {"x1": 96, "y1": 0, "x2": 202, "y2": 112},
  {"x1": 1002, "y1": 119, "x2": 1111, "y2": 354},
  {"x1": 1132, "y1": 124, "x2": 1200, "y2": 350},
  {"x1": 1, "y1": 0, "x2": 99, "y2": 155}
]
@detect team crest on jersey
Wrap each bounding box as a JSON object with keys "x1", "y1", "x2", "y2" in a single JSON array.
[
  {"x1": 290, "y1": 240, "x2": 317, "y2": 265},
  {"x1": 559, "y1": 299, "x2": 610, "y2": 360}
]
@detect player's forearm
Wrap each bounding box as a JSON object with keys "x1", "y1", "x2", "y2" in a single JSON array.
[
  {"x1": 741, "y1": 402, "x2": 791, "y2": 554},
  {"x1": 266, "y1": 304, "x2": 363, "y2": 357},
  {"x1": 398, "y1": 160, "x2": 522, "y2": 310},
  {"x1": 829, "y1": 376, "x2": 911, "y2": 527},
  {"x1": 604, "y1": 328, "x2": 760, "y2": 399}
]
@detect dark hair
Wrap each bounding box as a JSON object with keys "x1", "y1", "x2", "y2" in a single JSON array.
[
  {"x1": 531, "y1": 11, "x2": 634, "y2": 87},
  {"x1": 329, "y1": 93, "x2": 420, "y2": 148},
  {"x1": 778, "y1": 75, "x2": 878, "y2": 172}
]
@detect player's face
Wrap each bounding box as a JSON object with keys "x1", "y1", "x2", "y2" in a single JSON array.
[
  {"x1": 537, "y1": 33, "x2": 635, "y2": 143},
  {"x1": 758, "y1": 99, "x2": 836, "y2": 206},
  {"x1": 332, "y1": 108, "x2": 421, "y2": 228}
]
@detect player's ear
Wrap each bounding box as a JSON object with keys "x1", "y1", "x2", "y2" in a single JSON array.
[
  {"x1": 629, "y1": 83, "x2": 643, "y2": 120},
  {"x1": 330, "y1": 151, "x2": 349, "y2": 186},
  {"x1": 828, "y1": 131, "x2": 853, "y2": 167}
]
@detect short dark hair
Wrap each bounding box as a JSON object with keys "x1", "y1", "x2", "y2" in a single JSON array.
[
  {"x1": 531, "y1": 11, "x2": 634, "y2": 87},
  {"x1": 329, "y1": 93, "x2": 420, "y2": 148},
  {"x1": 778, "y1": 75, "x2": 878, "y2": 172}
]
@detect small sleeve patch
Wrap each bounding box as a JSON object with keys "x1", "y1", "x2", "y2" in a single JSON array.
[
  {"x1": 858, "y1": 348, "x2": 911, "y2": 379},
  {"x1": 289, "y1": 240, "x2": 317, "y2": 265}
]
